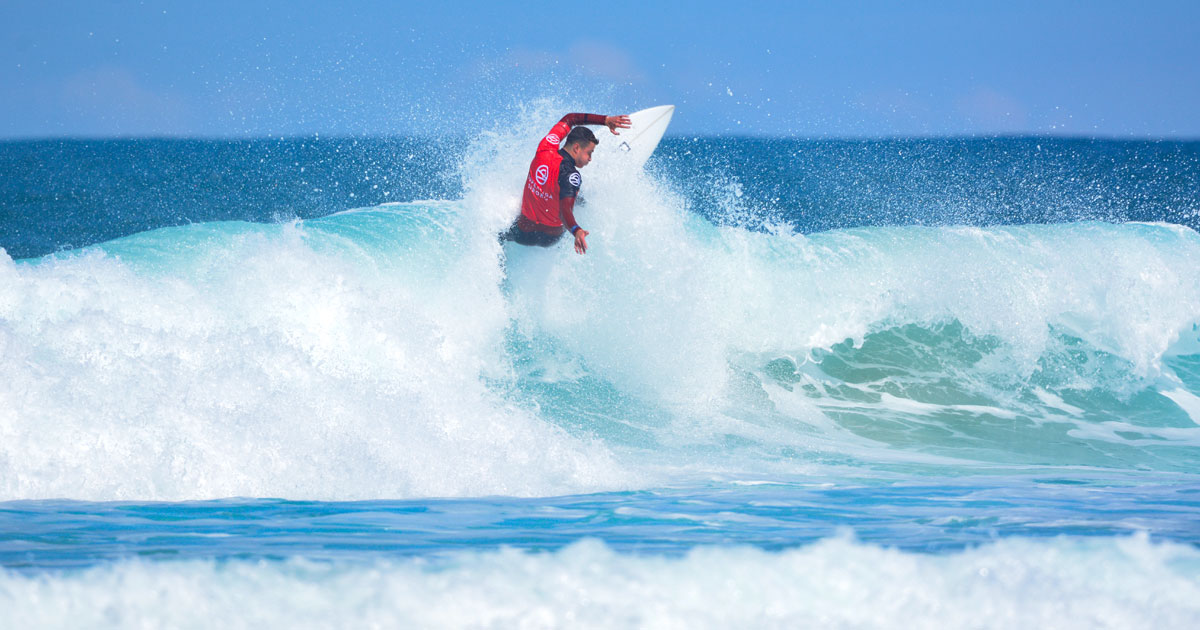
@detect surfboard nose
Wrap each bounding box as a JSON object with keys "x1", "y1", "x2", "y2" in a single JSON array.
[{"x1": 602, "y1": 105, "x2": 675, "y2": 168}]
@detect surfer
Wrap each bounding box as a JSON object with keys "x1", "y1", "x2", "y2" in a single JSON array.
[{"x1": 501, "y1": 112, "x2": 632, "y2": 254}]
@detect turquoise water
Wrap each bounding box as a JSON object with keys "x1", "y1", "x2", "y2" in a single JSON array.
[{"x1": 3, "y1": 111, "x2": 1200, "y2": 626}]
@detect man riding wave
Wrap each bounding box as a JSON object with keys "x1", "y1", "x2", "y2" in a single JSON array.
[{"x1": 502, "y1": 112, "x2": 631, "y2": 254}]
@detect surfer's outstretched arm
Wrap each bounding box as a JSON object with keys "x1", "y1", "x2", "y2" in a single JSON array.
[
  {"x1": 558, "y1": 113, "x2": 631, "y2": 135},
  {"x1": 558, "y1": 113, "x2": 607, "y2": 127}
]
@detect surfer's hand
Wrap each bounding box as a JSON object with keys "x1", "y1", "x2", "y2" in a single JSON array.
[
  {"x1": 605, "y1": 115, "x2": 631, "y2": 135},
  {"x1": 574, "y1": 229, "x2": 589, "y2": 254}
]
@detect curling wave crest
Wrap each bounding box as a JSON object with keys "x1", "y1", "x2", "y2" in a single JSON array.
[{"x1": 2, "y1": 113, "x2": 1200, "y2": 501}]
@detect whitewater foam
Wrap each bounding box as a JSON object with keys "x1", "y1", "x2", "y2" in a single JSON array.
[
  {"x1": 0, "y1": 217, "x2": 628, "y2": 501},
  {"x1": 2, "y1": 535, "x2": 1197, "y2": 629},
  {"x1": 3, "y1": 107, "x2": 1200, "y2": 499}
]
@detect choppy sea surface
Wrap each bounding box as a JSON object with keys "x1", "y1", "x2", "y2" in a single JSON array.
[{"x1": 3, "y1": 108, "x2": 1200, "y2": 627}]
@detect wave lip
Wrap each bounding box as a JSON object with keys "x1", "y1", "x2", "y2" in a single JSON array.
[{"x1": 4, "y1": 175, "x2": 1200, "y2": 499}]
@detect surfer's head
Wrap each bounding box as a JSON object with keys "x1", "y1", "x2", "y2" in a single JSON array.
[{"x1": 564, "y1": 126, "x2": 599, "y2": 167}]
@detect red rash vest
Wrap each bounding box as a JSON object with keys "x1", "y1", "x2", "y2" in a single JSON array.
[{"x1": 518, "y1": 113, "x2": 607, "y2": 234}]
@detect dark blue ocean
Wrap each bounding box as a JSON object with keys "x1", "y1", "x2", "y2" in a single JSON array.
[{"x1": 3, "y1": 110, "x2": 1200, "y2": 626}]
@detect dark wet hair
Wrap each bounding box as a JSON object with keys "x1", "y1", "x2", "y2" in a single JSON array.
[{"x1": 565, "y1": 125, "x2": 598, "y2": 148}]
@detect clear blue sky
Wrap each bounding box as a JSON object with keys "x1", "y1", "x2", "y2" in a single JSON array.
[{"x1": 2, "y1": 0, "x2": 1197, "y2": 138}]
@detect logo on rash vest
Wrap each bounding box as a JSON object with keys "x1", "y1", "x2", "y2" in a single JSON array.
[
  {"x1": 535, "y1": 164, "x2": 550, "y2": 186},
  {"x1": 569, "y1": 172, "x2": 581, "y2": 188},
  {"x1": 545, "y1": 133, "x2": 561, "y2": 145}
]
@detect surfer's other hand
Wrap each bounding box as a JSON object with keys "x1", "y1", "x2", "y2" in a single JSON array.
[
  {"x1": 605, "y1": 115, "x2": 632, "y2": 135},
  {"x1": 574, "y1": 229, "x2": 589, "y2": 254}
]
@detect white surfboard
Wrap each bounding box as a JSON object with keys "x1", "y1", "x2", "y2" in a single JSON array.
[{"x1": 593, "y1": 105, "x2": 674, "y2": 170}]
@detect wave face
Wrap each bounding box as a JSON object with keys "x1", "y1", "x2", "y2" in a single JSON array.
[{"x1": 3, "y1": 122, "x2": 1200, "y2": 501}]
